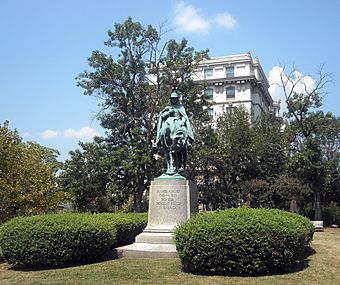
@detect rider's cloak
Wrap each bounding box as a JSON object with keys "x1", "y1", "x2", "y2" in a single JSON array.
[{"x1": 155, "y1": 103, "x2": 195, "y2": 145}]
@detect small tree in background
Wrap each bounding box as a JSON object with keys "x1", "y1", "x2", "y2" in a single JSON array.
[
  {"x1": 277, "y1": 65, "x2": 339, "y2": 220},
  {"x1": 58, "y1": 140, "x2": 114, "y2": 212},
  {"x1": 0, "y1": 121, "x2": 65, "y2": 223}
]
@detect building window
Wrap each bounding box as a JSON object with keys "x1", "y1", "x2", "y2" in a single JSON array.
[
  {"x1": 226, "y1": 66, "x2": 234, "y2": 78},
  {"x1": 204, "y1": 68, "x2": 213, "y2": 77},
  {"x1": 207, "y1": 108, "x2": 214, "y2": 118},
  {"x1": 226, "y1": 86, "x2": 235, "y2": 99},
  {"x1": 204, "y1": 88, "x2": 213, "y2": 99},
  {"x1": 226, "y1": 106, "x2": 236, "y2": 115}
]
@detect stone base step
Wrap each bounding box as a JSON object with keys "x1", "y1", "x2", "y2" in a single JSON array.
[
  {"x1": 115, "y1": 242, "x2": 178, "y2": 258},
  {"x1": 135, "y1": 231, "x2": 174, "y2": 244}
]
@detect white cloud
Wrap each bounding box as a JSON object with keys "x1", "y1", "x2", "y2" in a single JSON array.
[
  {"x1": 42, "y1": 129, "x2": 59, "y2": 139},
  {"x1": 173, "y1": 1, "x2": 210, "y2": 34},
  {"x1": 173, "y1": 1, "x2": 238, "y2": 35},
  {"x1": 41, "y1": 126, "x2": 99, "y2": 140},
  {"x1": 268, "y1": 66, "x2": 317, "y2": 115},
  {"x1": 215, "y1": 13, "x2": 238, "y2": 29},
  {"x1": 63, "y1": 126, "x2": 99, "y2": 140}
]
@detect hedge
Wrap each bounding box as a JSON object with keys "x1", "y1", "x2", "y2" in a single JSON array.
[
  {"x1": 87, "y1": 212, "x2": 147, "y2": 247},
  {"x1": 175, "y1": 208, "x2": 314, "y2": 276},
  {"x1": 0, "y1": 212, "x2": 147, "y2": 268}
]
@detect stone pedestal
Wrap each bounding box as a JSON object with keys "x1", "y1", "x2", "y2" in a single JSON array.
[{"x1": 117, "y1": 175, "x2": 197, "y2": 258}]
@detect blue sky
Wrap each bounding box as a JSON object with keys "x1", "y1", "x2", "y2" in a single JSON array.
[{"x1": 1, "y1": 0, "x2": 339, "y2": 161}]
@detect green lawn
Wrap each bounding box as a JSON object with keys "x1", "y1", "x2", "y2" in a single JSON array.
[{"x1": 1, "y1": 228, "x2": 339, "y2": 285}]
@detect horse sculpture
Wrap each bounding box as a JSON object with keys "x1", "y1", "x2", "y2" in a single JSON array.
[
  {"x1": 155, "y1": 92, "x2": 194, "y2": 175},
  {"x1": 159, "y1": 125, "x2": 188, "y2": 174}
]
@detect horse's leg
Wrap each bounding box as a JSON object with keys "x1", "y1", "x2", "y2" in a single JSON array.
[
  {"x1": 167, "y1": 150, "x2": 177, "y2": 174},
  {"x1": 175, "y1": 149, "x2": 182, "y2": 172},
  {"x1": 164, "y1": 127, "x2": 172, "y2": 147},
  {"x1": 163, "y1": 128, "x2": 177, "y2": 175},
  {"x1": 176, "y1": 150, "x2": 182, "y2": 170},
  {"x1": 182, "y1": 148, "x2": 187, "y2": 170}
]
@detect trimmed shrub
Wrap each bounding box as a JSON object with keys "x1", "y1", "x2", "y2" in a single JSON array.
[
  {"x1": 175, "y1": 208, "x2": 314, "y2": 276},
  {"x1": 0, "y1": 212, "x2": 147, "y2": 268},
  {"x1": 88, "y1": 212, "x2": 147, "y2": 247}
]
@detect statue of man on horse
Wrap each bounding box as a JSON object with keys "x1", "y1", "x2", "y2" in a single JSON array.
[{"x1": 155, "y1": 92, "x2": 195, "y2": 175}]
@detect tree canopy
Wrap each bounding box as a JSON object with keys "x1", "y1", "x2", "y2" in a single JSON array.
[
  {"x1": 63, "y1": 17, "x2": 210, "y2": 212},
  {"x1": 0, "y1": 121, "x2": 65, "y2": 223},
  {"x1": 59, "y1": 18, "x2": 339, "y2": 222},
  {"x1": 277, "y1": 65, "x2": 339, "y2": 220}
]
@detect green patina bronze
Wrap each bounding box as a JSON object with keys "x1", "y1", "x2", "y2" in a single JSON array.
[{"x1": 155, "y1": 92, "x2": 195, "y2": 175}]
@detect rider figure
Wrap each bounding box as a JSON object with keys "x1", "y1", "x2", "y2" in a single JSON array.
[{"x1": 155, "y1": 92, "x2": 195, "y2": 175}]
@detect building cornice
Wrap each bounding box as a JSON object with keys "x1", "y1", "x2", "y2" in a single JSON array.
[{"x1": 199, "y1": 53, "x2": 253, "y2": 67}]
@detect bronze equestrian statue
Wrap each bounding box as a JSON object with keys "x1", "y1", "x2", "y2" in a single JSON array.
[{"x1": 155, "y1": 92, "x2": 195, "y2": 175}]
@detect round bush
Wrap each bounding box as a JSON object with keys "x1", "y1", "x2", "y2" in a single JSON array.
[
  {"x1": 0, "y1": 212, "x2": 147, "y2": 268},
  {"x1": 88, "y1": 212, "x2": 148, "y2": 247},
  {"x1": 0, "y1": 213, "x2": 112, "y2": 267},
  {"x1": 175, "y1": 208, "x2": 314, "y2": 276}
]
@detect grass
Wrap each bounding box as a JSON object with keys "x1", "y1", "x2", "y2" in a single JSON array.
[{"x1": 0, "y1": 228, "x2": 339, "y2": 285}]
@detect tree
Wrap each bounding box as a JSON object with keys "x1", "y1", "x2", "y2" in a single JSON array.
[
  {"x1": 58, "y1": 140, "x2": 116, "y2": 212},
  {"x1": 277, "y1": 65, "x2": 338, "y2": 220},
  {"x1": 0, "y1": 121, "x2": 65, "y2": 223},
  {"x1": 187, "y1": 108, "x2": 287, "y2": 210},
  {"x1": 76, "y1": 17, "x2": 209, "y2": 212}
]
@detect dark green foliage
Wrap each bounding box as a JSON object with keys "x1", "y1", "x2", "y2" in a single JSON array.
[
  {"x1": 58, "y1": 141, "x2": 114, "y2": 213},
  {"x1": 231, "y1": 176, "x2": 311, "y2": 210},
  {"x1": 322, "y1": 202, "x2": 340, "y2": 226},
  {"x1": 187, "y1": 108, "x2": 287, "y2": 210},
  {"x1": 303, "y1": 202, "x2": 340, "y2": 226},
  {"x1": 74, "y1": 17, "x2": 209, "y2": 212},
  {"x1": 0, "y1": 213, "x2": 147, "y2": 268},
  {"x1": 0, "y1": 214, "x2": 111, "y2": 268},
  {"x1": 175, "y1": 208, "x2": 313, "y2": 276},
  {"x1": 90, "y1": 212, "x2": 148, "y2": 247}
]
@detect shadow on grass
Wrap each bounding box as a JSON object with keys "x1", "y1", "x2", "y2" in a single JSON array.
[
  {"x1": 4, "y1": 248, "x2": 121, "y2": 272},
  {"x1": 181, "y1": 246, "x2": 316, "y2": 277},
  {"x1": 285, "y1": 246, "x2": 316, "y2": 274},
  {"x1": 3, "y1": 246, "x2": 316, "y2": 276}
]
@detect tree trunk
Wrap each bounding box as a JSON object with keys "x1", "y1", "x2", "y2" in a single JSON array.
[
  {"x1": 133, "y1": 178, "x2": 145, "y2": 212},
  {"x1": 313, "y1": 190, "x2": 322, "y2": 221}
]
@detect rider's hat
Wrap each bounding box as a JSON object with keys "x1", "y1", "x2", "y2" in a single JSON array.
[{"x1": 170, "y1": 92, "x2": 179, "y2": 98}]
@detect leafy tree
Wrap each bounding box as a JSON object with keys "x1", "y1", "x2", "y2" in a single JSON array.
[
  {"x1": 278, "y1": 65, "x2": 338, "y2": 220},
  {"x1": 58, "y1": 140, "x2": 114, "y2": 212},
  {"x1": 252, "y1": 113, "x2": 287, "y2": 180},
  {"x1": 0, "y1": 121, "x2": 65, "y2": 223},
  {"x1": 75, "y1": 17, "x2": 209, "y2": 212},
  {"x1": 187, "y1": 108, "x2": 287, "y2": 210}
]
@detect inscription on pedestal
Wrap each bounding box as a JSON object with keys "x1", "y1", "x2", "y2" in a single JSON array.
[
  {"x1": 156, "y1": 189, "x2": 182, "y2": 209},
  {"x1": 146, "y1": 178, "x2": 197, "y2": 231}
]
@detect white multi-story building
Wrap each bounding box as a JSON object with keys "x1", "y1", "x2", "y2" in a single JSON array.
[{"x1": 193, "y1": 53, "x2": 280, "y2": 121}]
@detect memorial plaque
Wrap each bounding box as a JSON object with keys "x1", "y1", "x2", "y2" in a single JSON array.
[{"x1": 145, "y1": 177, "x2": 197, "y2": 232}]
